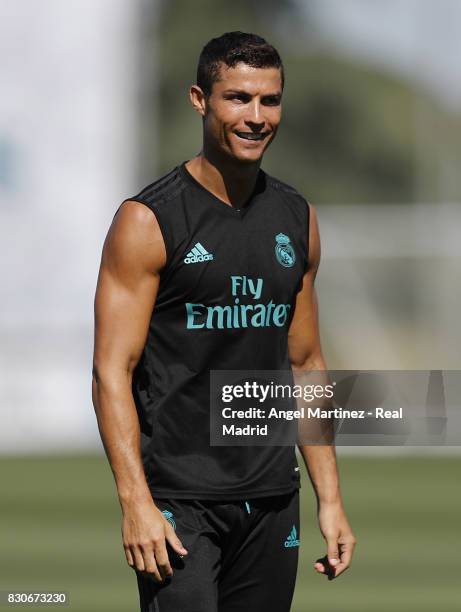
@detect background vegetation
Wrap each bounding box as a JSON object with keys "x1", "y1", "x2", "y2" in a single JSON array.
[{"x1": 137, "y1": 0, "x2": 461, "y2": 204}]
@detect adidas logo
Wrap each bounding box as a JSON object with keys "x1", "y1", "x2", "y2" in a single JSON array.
[
  {"x1": 284, "y1": 525, "x2": 300, "y2": 548},
  {"x1": 184, "y1": 242, "x2": 214, "y2": 264}
]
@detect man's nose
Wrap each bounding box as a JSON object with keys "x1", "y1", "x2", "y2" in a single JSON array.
[{"x1": 245, "y1": 100, "x2": 265, "y2": 130}]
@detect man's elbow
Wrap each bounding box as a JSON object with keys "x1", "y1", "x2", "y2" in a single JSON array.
[
  {"x1": 290, "y1": 350, "x2": 325, "y2": 372},
  {"x1": 91, "y1": 360, "x2": 132, "y2": 395},
  {"x1": 92, "y1": 362, "x2": 108, "y2": 386}
]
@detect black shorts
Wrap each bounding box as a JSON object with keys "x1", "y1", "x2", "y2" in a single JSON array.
[{"x1": 135, "y1": 489, "x2": 300, "y2": 612}]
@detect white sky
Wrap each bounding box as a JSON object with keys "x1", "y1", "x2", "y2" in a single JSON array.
[{"x1": 300, "y1": 0, "x2": 461, "y2": 111}]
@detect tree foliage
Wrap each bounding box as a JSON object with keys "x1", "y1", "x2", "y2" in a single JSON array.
[{"x1": 137, "y1": 0, "x2": 459, "y2": 204}]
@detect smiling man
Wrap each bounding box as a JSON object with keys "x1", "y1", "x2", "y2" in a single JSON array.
[{"x1": 92, "y1": 31, "x2": 356, "y2": 611}]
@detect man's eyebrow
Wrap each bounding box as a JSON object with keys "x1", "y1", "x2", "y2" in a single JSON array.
[{"x1": 222, "y1": 89, "x2": 282, "y2": 97}]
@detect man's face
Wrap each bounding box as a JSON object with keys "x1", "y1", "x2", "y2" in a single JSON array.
[{"x1": 200, "y1": 62, "x2": 283, "y2": 163}]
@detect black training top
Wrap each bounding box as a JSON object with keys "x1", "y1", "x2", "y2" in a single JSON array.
[{"x1": 119, "y1": 161, "x2": 310, "y2": 500}]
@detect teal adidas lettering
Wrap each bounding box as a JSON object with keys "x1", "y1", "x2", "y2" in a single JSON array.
[
  {"x1": 284, "y1": 525, "x2": 300, "y2": 548},
  {"x1": 184, "y1": 242, "x2": 214, "y2": 264}
]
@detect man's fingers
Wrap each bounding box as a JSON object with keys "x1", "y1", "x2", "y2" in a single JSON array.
[
  {"x1": 131, "y1": 546, "x2": 146, "y2": 573},
  {"x1": 314, "y1": 541, "x2": 355, "y2": 579},
  {"x1": 140, "y1": 567, "x2": 163, "y2": 583},
  {"x1": 124, "y1": 545, "x2": 135, "y2": 568},
  {"x1": 331, "y1": 561, "x2": 349, "y2": 578},
  {"x1": 140, "y1": 541, "x2": 166, "y2": 583},
  {"x1": 326, "y1": 539, "x2": 340, "y2": 568},
  {"x1": 153, "y1": 539, "x2": 174, "y2": 580},
  {"x1": 333, "y1": 544, "x2": 354, "y2": 577},
  {"x1": 314, "y1": 555, "x2": 334, "y2": 578},
  {"x1": 165, "y1": 529, "x2": 188, "y2": 557},
  {"x1": 122, "y1": 513, "x2": 190, "y2": 584},
  {"x1": 127, "y1": 541, "x2": 163, "y2": 584},
  {"x1": 314, "y1": 559, "x2": 326, "y2": 573}
]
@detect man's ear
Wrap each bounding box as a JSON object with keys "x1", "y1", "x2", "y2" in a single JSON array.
[{"x1": 189, "y1": 84, "x2": 207, "y2": 117}]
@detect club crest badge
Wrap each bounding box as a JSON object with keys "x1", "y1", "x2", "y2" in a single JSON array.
[
  {"x1": 162, "y1": 510, "x2": 176, "y2": 530},
  {"x1": 275, "y1": 233, "x2": 296, "y2": 268}
]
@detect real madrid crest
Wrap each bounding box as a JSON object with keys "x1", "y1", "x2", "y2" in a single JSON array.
[
  {"x1": 275, "y1": 233, "x2": 296, "y2": 268},
  {"x1": 162, "y1": 509, "x2": 176, "y2": 530}
]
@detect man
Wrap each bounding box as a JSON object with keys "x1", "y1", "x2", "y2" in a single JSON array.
[{"x1": 92, "y1": 31, "x2": 355, "y2": 611}]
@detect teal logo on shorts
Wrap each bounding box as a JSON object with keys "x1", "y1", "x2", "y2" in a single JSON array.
[
  {"x1": 284, "y1": 525, "x2": 300, "y2": 548},
  {"x1": 275, "y1": 233, "x2": 295, "y2": 268},
  {"x1": 162, "y1": 510, "x2": 176, "y2": 530}
]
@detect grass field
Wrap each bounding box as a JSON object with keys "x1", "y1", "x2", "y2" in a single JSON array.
[{"x1": 1, "y1": 454, "x2": 459, "y2": 611}]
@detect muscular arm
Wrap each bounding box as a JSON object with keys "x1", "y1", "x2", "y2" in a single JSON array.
[
  {"x1": 92, "y1": 201, "x2": 187, "y2": 582},
  {"x1": 288, "y1": 203, "x2": 356, "y2": 579},
  {"x1": 288, "y1": 204, "x2": 338, "y2": 501}
]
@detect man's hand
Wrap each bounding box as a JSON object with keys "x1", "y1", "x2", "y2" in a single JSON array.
[
  {"x1": 314, "y1": 501, "x2": 356, "y2": 580},
  {"x1": 121, "y1": 496, "x2": 188, "y2": 583}
]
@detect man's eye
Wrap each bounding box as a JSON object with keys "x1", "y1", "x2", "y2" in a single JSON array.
[
  {"x1": 224, "y1": 94, "x2": 248, "y2": 102},
  {"x1": 264, "y1": 97, "x2": 281, "y2": 106}
]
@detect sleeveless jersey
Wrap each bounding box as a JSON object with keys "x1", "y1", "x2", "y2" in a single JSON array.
[{"x1": 121, "y1": 160, "x2": 310, "y2": 500}]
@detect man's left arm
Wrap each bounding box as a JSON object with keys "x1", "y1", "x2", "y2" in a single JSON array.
[{"x1": 288, "y1": 203, "x2": 356, "y2": 580}]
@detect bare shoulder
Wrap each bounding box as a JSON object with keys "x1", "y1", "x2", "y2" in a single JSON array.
[{"x1": 102, "y1": 200, "x2": 167, "y2": 279}]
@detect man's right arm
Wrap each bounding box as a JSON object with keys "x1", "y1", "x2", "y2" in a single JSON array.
[{"x1": 92, "y1": 200, "x2": 187, "y2": 583}]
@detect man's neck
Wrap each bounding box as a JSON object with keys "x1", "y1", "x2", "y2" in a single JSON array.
[{"x1": 185, "y1": 152, "x2": 261, "y2": 209}]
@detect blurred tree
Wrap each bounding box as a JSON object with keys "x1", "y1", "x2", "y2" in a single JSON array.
[
  {"x1": 137, "y1": 0, "x2": 459, "y2": 204},
  {"x1": 273, "y1": 54, "x2": 417, "y2": 203}
]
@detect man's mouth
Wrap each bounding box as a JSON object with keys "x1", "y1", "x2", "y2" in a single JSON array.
[{"x1": 234, "y1": 131, "x2": 270, "y2": 141}]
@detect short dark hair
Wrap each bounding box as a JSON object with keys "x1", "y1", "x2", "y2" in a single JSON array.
[{"x1": 197, "y1": 31, "x2": 284, "y2": 97}]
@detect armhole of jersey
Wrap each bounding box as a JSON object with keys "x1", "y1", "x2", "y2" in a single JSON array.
[{"x1": 117, "y1": 197, "x2": 173, "y2": 276}]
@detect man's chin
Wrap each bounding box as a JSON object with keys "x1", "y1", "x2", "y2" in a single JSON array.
[{"x1": 230, "y1": 147, "x2": 265, "y2": 164}]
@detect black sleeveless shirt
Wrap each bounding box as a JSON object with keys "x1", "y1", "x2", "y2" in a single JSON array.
[{"x1": 121, "y1": 161, "x2": 310, "y2": 500}]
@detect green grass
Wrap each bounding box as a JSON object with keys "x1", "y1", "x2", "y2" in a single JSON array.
[{"x1": 0, "y1": 454, "x2": 459, "y2": 611}]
